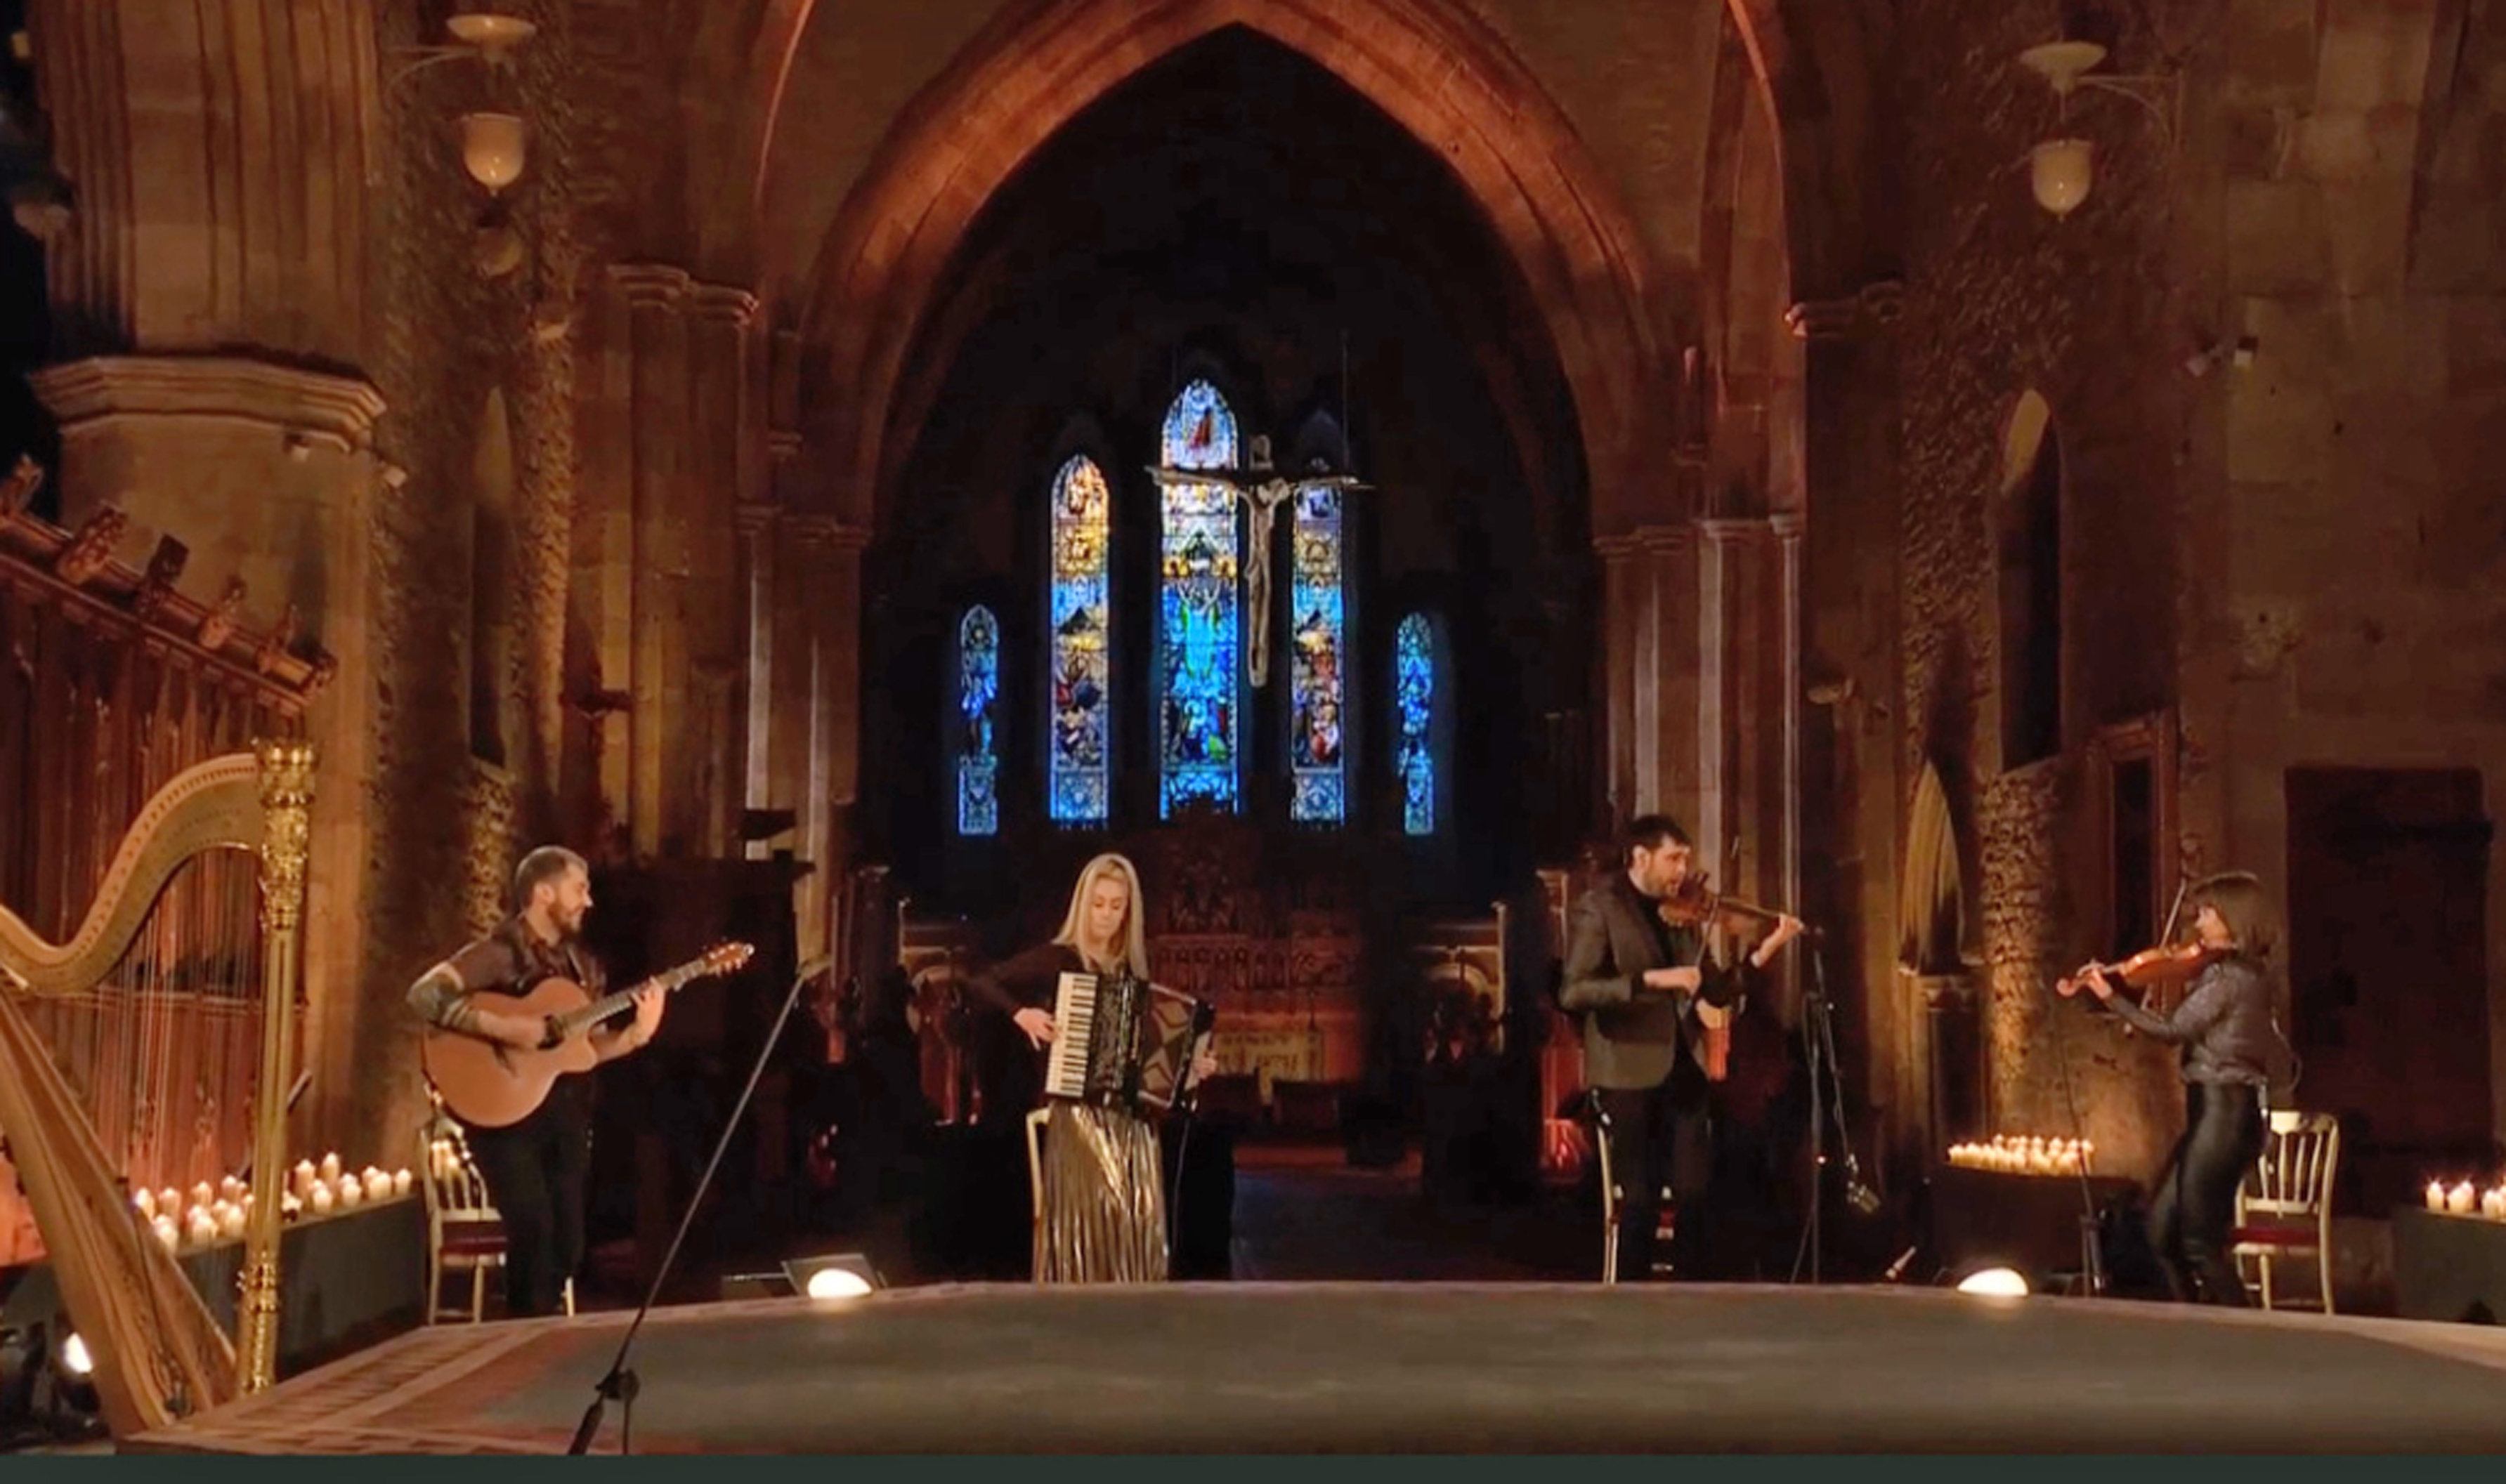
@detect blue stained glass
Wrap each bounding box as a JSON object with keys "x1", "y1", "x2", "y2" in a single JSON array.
[
  {"x1": 1048, "y1": 456, "x2": 1112, "y2": 825},
  {"x1": 1288, "y1": 485, "x2": 1346, "y2": 825},
  {"x1": 956, "y1": 605, "x2": 1000, "y2": 836},
  {"x1": 1158, "y1": 383, "x2": 1241, "y2": 817},
  {"x1": 1396, "y1": 612, "x2": 1434, "y2": 836},
  {"x1": 1160, "y1": 379, "x2": 1238, "y2": 472}
]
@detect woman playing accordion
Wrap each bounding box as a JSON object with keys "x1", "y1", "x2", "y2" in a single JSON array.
[{"x1": 961, "y1": 853, "x2": 1217, "y2": 1282}]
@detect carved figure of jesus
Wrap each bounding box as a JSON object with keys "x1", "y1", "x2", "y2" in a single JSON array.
[{"x1": 1147, "y1": 435, "x2": 1365, "y2": 690}]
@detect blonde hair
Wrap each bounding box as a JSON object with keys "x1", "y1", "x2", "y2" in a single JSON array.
[
  {"x1": 1051, "y1": 853, "x2": 1151, "y2": 978},
  {"x1": 2188, "y1": 869, "x2": 2279, "y2": 964}
]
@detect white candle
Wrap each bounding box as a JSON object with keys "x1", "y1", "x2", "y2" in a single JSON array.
[
  {"x1": 218, "y1": 1202, "x2": 247, "y2": 1239},
  {"x1": 151, "y1": 1215, "x2": 180, "y2": 1252},
  {"x1": 2448, "y1": 1181, "x2": 2476, "y2": 1214},
  {"x1": 2429, "y1": 1181, "x2": 2453, "y2": 1212},
  {"x1": 339, "y1": 1174, "x2": 365, "y2": 1209},
  {"x1": 393, "y1": 1169, "x2": 414, "y2": 1199},
  {"x1": 133, "y1": 1188, "x2": 157, "y2": 1219},
  {"x1": 310, "y1": 1183, "x2": 335, "y2": 1216},
  {"x1": 2481, "y1": 1188, "x2": 2506, "y2": 1221},
  {"x1": 190, "y1": 1181, "x2": 214, "y2": 1210},
  {"x1": 318, "y1": 1153, "x2": 341, "y2": 1185},
  {"x1": 292, "y1": 1159, "x2": 318, "y2": 1197}
]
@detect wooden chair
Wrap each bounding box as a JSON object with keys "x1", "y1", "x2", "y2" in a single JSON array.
[
  {"x1": 2233, "y1": 1109, "x2": 2340, "y2": 1312},
  {"x1": 419, "y1": 1111, "x2": 575, "y2": 1322},
  {"x1": 1588, "y1": 1092, "x2": 1622, "y2": 1285},
  {"x1": 1024, "y1": 1105, "x2": 1052, "y2": 1281}
]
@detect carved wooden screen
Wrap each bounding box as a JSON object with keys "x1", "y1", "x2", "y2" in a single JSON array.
[{"x1": 0, "y1": 469, "x2": 325, "y2": 1429}]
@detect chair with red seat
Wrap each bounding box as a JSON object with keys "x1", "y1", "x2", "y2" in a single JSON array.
[
  {"x1": 419, "y1": 1106, "x2": 574, "y2": 1322},
  {"x1": 2231, "y1": 1108, "x2": 2339, "y2": 1312}
]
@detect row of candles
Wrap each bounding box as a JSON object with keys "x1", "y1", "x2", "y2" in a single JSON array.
[
  {"x1": 2425, "y1": 1179, "x2": 2506, "y2": 1220},
  {"x1": 129, "y1": 1151, "x2": 414, "y2": 1254},
  {"x1": 1945, "y1": 1135, "x2": 2097, "y2": 1176}
]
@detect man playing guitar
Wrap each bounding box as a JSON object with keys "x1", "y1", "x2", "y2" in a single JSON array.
[{"x1": 406, "y1": 846, "x2": 665, "y2": 1317}]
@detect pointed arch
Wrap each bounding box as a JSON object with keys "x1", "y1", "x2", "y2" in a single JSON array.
[
  {"x1": 1048, "y1": 453, "x2": 1114, "y2": 825},
  {"x1": 1395, "y1": 611, "x2": 1438, "y2": 836},
  {"x1": 786, "y1": 0, "x2": 1673, "y2": 531},
  {"x1": 1898, "y1": 758, "x2": 1966, "y2": 973},
  {"x1": 1157, "y1": 381, "x2": 1244, "y2": 817},
  {"x1": 956, "y1": 603, "x2": 1000, "y2": 835}
]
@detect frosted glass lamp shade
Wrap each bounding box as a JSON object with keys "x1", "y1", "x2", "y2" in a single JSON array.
[
  {"x1": 2030, "y1": 138, "x2": 2093, "y2": 216},
  {"x1": 459, "y1": 112, "x2": 528, "y2": 193}
]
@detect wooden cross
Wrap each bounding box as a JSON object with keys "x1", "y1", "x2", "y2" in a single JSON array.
[{"x1": 1146, "y1": 435, "x2": 1366, "y2": 690}]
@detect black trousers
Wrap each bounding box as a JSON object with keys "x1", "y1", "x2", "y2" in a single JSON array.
[
  {"x1": 463, "y1": 1091, "x2": 592, "y2": 1318},
  {"x1": 1595, "y1": 1056, "x2": 1714, "y2": 1280},
  {"x1": 2147, "y1": 1080, "x2": 2264, "y2": 1306}
]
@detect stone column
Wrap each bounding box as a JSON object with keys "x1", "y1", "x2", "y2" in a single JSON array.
[
  {"x1": 688, "y1": 285, "x2": 761, "y2": 858},
  {"x1": 25, "y1": 0, "x2": 381, "y2": 365},
  {"x1": 1594, "y1": 534, "x2": 1640, "y2": 819},
  {"x1": 609, "y1": 266, "x2": 693, "y2": 858},
  {"x1": 1640, "y1": 524, "x2": 1698, "y2": 826},
  {"x1": 1786, "y1": 280, "x2": 1905, "y2": 1155},
  {"x1": 736, "y1": 499, "x2": 779, "y2": 857},
  {"x1": 788, "y1": 516, "x2": 868, "y2": 959}
]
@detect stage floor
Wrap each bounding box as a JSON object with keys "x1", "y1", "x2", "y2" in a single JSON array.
[{"x1": 129, "y1": 1282, "x2": 2506, "y2": 1453}]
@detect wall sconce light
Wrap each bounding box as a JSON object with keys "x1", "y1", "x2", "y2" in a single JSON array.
[
  {"x1": 392, "y1": 10, "x2": 537, "y2": 81},
  {"x1": 2029, "y1": 138, "x2": 2094, "y2": 217},
  {"x1": 458, "y1": 112, "x2": 527, "y2": 194},
  {"x1": 2017, "y1": 39, "x2": 2179, "y2": 218},
  {"x1": 444, "y1": 13, "x2": 538, "y2": 69}
]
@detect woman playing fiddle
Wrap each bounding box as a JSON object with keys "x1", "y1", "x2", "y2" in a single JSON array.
[{"x1": 2061, "y1": 870, "x2": 2287, "y2": 1306}]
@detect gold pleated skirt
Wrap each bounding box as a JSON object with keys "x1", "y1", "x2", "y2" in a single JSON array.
[{"x1": 1036, "y1": 1101, "x2": 1168, "y2": 1284}]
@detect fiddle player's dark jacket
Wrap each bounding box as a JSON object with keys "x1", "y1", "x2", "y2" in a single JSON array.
[
  {"x1": 2103, "y1": 952, "x2": 2282, "y2": 1089},
  {"x1": 1560, "y1": 872, "x2": 1759, "y2": 1090}
]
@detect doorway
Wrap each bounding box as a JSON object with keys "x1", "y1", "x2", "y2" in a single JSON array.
[{"x1": 2284, "y1": 767, "x2": 2493, "y2": 1214}]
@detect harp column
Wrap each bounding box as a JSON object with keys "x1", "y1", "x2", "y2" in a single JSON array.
[{"x1": 240, "y1": 739, "x2": 315, "y2": 1395}]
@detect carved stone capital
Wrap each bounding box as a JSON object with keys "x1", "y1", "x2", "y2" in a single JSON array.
[
  {"x1": 1768, "y1": 510, "x2": 1806, "y2": 543},
  {"x1": 1787, "y1": 278, "x2": 1904, "y2": 341},
  {"x1": 1635, "y1": 523, "x2": 1691, "y2": 557},
  {"x1": 1695, "y1": 516, "x2": 1780, "y2": 549},
  {"x1": 786, "y1": 514, "x2": 870, "y2": 553},
  {"x1": 610, "y1": 263, "x2": 693, "y2": 311},
  {"x1": 769, "y1": 429, "x2": 804, "y2": 463},
  {"x1": 1591, "y1": 533, "x2": 1642, "y2": 563},
  {"x1": 734, "y1": 501, "x2": 780, "y2": 537},
  {"x1": 32, "y1": 356, "x2": 389, "y2": 454},
  {"x1": 690, "y1": 284, "x2": 762, "y2": 329}
]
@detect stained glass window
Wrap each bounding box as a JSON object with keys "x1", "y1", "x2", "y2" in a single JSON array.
[
  {"x1": 1158, "y1": 380, "x2": 1241, "y2": 816},
  {"x1": 1288, "y1": 484, "x2": 1346, "y2": 824},
  {"x1": 1395, "y1": 612, "x2": 1435, "y2": 836},
  {"x1": 1049, "y1": 455, "x2": 1112, "y2": 825},
  {"x1": 956, "y1": 605, "x2": 1000, "y2": 836}
]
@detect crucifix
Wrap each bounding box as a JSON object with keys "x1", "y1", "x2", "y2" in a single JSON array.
[{"x1": 1147, "y1": 435, "x2": 1366, "y2": 690}]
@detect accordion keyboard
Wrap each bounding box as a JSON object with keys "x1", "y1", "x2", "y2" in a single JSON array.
[{"x1": 1045, "y1": 971, "x2": 1100, "y2": 1100}]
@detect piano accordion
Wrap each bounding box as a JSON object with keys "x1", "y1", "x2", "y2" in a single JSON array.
[{"x1": 1045, "y1": 970, "x2": 1214, "y2": 1115}]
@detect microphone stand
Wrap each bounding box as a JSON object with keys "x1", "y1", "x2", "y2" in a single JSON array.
[
  {"x1": 566, "y1": 954, "x2": 830, "y2": 1457},
  {"x1": 1791, "y1": 943, "x2": 1872, "y2": 1285}
]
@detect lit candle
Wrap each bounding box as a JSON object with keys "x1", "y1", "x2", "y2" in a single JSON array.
[
  {"x1": 282, "y1": 1193, "x2": 304, "y2": 1221},
  {"x1": 318, "y1": 1153, "x2": 341, "y2": 1185},
  {"x1": 151, "y1": 1215, "x2": 180, "y2": 1252},
  {"x1": 292, "y1": 1159, "x2": 318, "y2": 1197},
  {"x1": 186, "y1": 1209, "x2": 218, "y2": 1247},
  {"x1": 2448, "y1": 1181, "x2": 2476, "y2": 1215},
  {"x1": 219, "y1": 1175, "x2": 244, "y2": 1202},
  {"x1": 2429, "y1": 1181, "x2": 2452, "y2": 1212},
  {"x1": 133, "y1": 1188, "x2": 157, "y2": 1219},
  {"x1": 339, "y1": 1174, "x2": 365, "y2": 1209},
  {"x1": 218, "y1": 1202, "x2": 247, "y2": 1240},
  {"x1": 2482, "y1": 1188, "x2": 2506, "y2": 1221},
  {"x1": 393, "y1": 1169, "x2": 414, "y2": 1199},
  {"x1": 190, "y1": 1181, "x2": 214, "y2": 1211},
  {"x1": 310, "y1": 1182, "x2": 335, "y2": 1216}
]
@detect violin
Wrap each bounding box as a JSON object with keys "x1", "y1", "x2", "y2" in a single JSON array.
[
  {"x1": 1657, "y1": 874, "x2": 1821, "y2": 942},
  {"x1": 1655, "y1": 874, "x2": 1813, "y2": 1084},
  {"x1": 2055, "y1": 940, "x2": 2224, "y2": 1007}
]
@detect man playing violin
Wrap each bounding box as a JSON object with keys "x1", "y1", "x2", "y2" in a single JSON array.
[
  {"x1": 1562, "y1": 815, "x2": 1804, "y2": 1281},
  {"x1": 2062, "y1": 870, "x2": 2288, "y2": 1306}
]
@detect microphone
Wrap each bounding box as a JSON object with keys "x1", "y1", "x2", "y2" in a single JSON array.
[{"x1": 1883, "y1": 1245, "x2": 1919, "y2": 1282}]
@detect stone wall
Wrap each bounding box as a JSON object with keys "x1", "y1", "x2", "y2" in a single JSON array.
[{"x1": 1893, "y1": 0, "x2": 2210, "y2": 1181}]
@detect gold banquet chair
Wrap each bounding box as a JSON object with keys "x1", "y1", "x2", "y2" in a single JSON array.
[
  {"x1": 2232, "y1": 1109, "x2": 2340, "y2": 1313},
  {"x1": 419, "y1": 1110, "x2": 573, "y2": 1322},
  {"x1": 1024, "y1": 1105, "x2": 1052, "y2": 1280}
]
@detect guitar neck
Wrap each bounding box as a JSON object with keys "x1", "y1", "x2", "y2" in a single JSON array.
[{"x1": 555, "y1": 959, "x2": 709, "y2": 1035}]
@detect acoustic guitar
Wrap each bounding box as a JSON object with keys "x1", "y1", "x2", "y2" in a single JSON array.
[{"x1": 424, "y1": 941, "x2": 754, "y2": 1127}]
